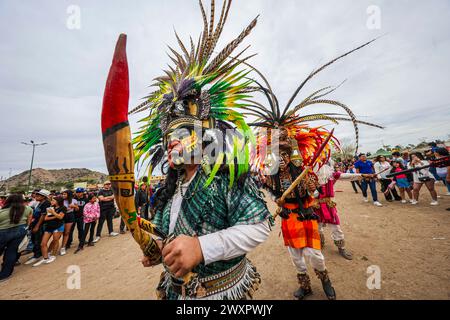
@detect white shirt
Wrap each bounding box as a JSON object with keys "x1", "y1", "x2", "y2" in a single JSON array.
[
  {"x1": 408, "y1": 160, "x2": 435, "y2": 183},
  {"x1": 374, "y1": 161, "x2": 391, "y2": 179},
  {"x1": 29, "y1": 200, "x2": 39, "y2": 209},
  {"x1": 64, "y1": 199, "x2": 78, "y2": 213},
  {"x1": 169, "y1": 173, "x2": 270, "y2": 265}
]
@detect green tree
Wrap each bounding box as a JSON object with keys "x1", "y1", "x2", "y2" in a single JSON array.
[
  {"x1": 332, "y1": 138, "x2": 356, "y2": 162},
  {"x1": 64, "y1": 182, "x2": 74, "y2": 190}
]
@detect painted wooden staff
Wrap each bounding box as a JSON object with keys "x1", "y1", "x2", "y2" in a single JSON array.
[
  {"x1": 101, "y1": 34, "x2": 164, "y2": 263},
  {"x1": 273, "y1": 129, "x2": 334, "y2": 218}
]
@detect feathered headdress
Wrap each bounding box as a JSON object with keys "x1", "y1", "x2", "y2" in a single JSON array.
[
  {"x1": 130, "y1": 0, "x2": 259, "y2": 187},
  {"x1": 246, "y1": 39, "x2": 384, "y2": 173}
]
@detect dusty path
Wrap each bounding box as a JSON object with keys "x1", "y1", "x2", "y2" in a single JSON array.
[{"x1": 1, "y1": 182, "x2": 449, "y2": 300}]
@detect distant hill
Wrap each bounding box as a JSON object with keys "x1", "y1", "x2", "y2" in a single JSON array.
[{"x1": 1, "y1": 168, "x2": 108, "y2": 191}]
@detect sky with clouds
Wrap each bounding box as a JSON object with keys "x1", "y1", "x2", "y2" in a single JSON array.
[{"x1": 1, "y1": 0, "x2": 449, "y2": 179}]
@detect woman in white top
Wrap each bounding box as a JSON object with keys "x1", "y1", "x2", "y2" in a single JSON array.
[
  {"x1": 408, "y1": 152, "x2": 438, "y2": 205},
  {"x1": 374, "y1": 156, "x2": 401, "y2": 201}
]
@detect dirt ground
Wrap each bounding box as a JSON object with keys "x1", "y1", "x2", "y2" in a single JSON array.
[{"x1": 1, "y1": 181, "x2": 449, "y2": 300}]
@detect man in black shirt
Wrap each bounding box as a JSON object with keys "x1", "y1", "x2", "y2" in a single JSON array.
[
  {"x1": 134, "y1": 182, "x2": 149, "y2": 220},
  {"x1": 94, "y1": 181, "x2": 118, "y2": 242},
  {"x1": 71, "y1": 188, "x2": 88, "y2": 253}
]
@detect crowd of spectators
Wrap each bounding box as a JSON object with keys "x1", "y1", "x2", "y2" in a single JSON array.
[{"x1": 0, "y1": 178, "x2": 161, "y2": 282}]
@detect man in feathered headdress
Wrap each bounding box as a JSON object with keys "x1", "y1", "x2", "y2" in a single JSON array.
[
  {"x1": 262, "y1": 129, "x2": 337, "y2": 300},
  {"x1": 248, "y1": 37, "x2": 383, "y2": 300},
  {"x1": 128, "y1": 0, "x2": 272, "y2": 300}
]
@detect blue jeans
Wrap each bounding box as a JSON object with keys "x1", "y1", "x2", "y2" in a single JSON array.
[
  {"x1": 0, "y1": 225, "x2": 27, "y2": 279},
  {"x1": 440, "y1": 178, "x2": 450, "y2": 193},
  {"x1": 361, "y1": 179, "x2": 378, "y2": 202},
  {"x1": 429, "y1": 167, "x2": 440, "y2": 181},
  {"x1": 25, "y1": 230, "x2": 34, "y2": 251}
]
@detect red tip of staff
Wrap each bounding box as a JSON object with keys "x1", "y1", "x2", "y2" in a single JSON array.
[{"x1": 101, "y1": 34, "x2": 129, "y2": 134}]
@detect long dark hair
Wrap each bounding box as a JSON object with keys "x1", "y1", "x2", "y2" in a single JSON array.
[
  {"x1": 155, "y1": 163, "x2": 248, "y2": 214},
  {"x1": 63, "y1": 190, "x2": 73, "y2": 203},
  {"x1": 410, "y1": 152, "x2": 424, "y2": 162},
  {"x1": 155, "y1": 168, "x2": 182, "y2": 213},
  {"x1": 2, "y1": 194, "x2": 26, "y2": 224},
  {"x1": 53, "y1": 195, "x2": 65, "y2": 208},
  {"x1": 390, "y1": 161, "x2": 405, "y2": 174}
]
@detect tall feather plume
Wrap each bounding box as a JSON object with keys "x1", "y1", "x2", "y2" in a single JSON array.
[
  {"x1": 205, "y1": 0, "x2": 232, "y2": 61},
  {"x1": 246, "y1": 37, "x2": 384, "y2": 170},
  {"x1": 298, "y1": 99, "x2": 362, "y2": 153},
  {"x1": 282, "y1": 37, "x2": 380, "y2": 117},
  {"x1": 198, "y1": 0, "x2": 209, "y2": 63},
  {"x1": 327, "y1": 117, "x2": 384, "y2": 129},
  {"x1": 203, "y1": 0, "x2": 215, "y2": 58},
  {"x1": 174, "y1": 30, "x2": 190, "y2": 62},
  {"x1": 129, "y1": 100, "x2": 151, "y2": 115},
  {"x1": 204, "y1": 15, "x2": 258, "y2": 74}
]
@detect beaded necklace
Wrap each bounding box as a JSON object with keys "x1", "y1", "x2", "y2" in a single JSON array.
[{"x1": 176, "y1": 167, "x2": 201, "y2": 200}]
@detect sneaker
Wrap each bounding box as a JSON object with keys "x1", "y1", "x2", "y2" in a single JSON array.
[
  {"x1": 93, "y1": 236, "x2": 101, "y2": 243},
  {"x1": 409, "y1": 199, "x2": 414, "y2": 203},
  {"x1": 32, "y1": 258, "x2": 48, "y2": 267},
  {"x1": 363, "y1": 197, "x2": 369, "y2": 203},
  {"x1": 120, "y1": 230, "x2": 126, "y2": 234},
  {"x1": 109, "y1": 232, "x2": 119, "y2": 237},
  {"x1": 411, "y1": 200, "x2": 418, "y2": 205},
  {"x1": 446, "y1": 192, "x2": 450, "y2": 196},
  {"x1": 44, "y1": 256, "x2": 56, "y2": 264},
  {"x1": 373, "y1": 201, "x2": 383, "y2": 207},
  {"x1": 430, "y1": 201, "x2": 439, "y2": 206},
  {"x1": 0, "y1": 276, "x2": 11, "y2": 283},
  {"x1": 401, "y1": 200, "x2": 407, "y2": 204},
  {"x1": 60, "y1": 248, "x2": 66, "y2": 256},
  {"x1": 87, "y1": 242, "x2": 95, "y2": 247},
  {"x1": 24, "y1": 256, "x2": 39, "y2": 265},
  {"x1": 74, "y1": 247, "x2": 83, "y2": 254}
]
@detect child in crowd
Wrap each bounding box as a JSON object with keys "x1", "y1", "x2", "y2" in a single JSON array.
[
  {"x1": 75, "y1": 194, "x2": 100, "y2": 253},
  {"x1": 390, "y1": 160, "x2": 413, "y2": 203}
]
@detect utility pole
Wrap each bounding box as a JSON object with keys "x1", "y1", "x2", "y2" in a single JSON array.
[{"x1": 21, "y1": 140, "x2": 47, "y2": 192}]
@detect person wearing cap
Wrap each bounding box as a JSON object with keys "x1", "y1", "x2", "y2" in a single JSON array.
[
  {"x1": 94, "y1": 181, "x2": 118, "y2": 242},
  {"x1": 23, "y1": 189, "x2": 51, "y2": 266},
  {"x1": 67, "y1": 188, "x2": 88, "y2": 252}
]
